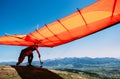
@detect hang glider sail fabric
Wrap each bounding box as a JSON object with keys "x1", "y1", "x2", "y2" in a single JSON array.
[
  {"x1": 0, "y1": 0, "x2": 120, "y2": 47},
  {"x1": 0, "y1": 35, "x2": 33, "y2": 46}
]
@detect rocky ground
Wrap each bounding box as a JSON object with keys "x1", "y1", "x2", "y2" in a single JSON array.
[
  {"x1": 0, "y1": 65, "x2": 62, "y2": 79},
  {"x1": 0, "y1": 65, "x2": 85, "y2": 79}
]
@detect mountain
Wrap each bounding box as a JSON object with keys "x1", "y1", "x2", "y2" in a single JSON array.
[
  {"x1": 0, "y1": 61, "x2": 16, "y2": 65},
  {"x1": 32, "y1": 57, "x2": 120, "y2": 69},
  {"x1": 1, "y1": 57, "x2": 120, "y2": 68}
]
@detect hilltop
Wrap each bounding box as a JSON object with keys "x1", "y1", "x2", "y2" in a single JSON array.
[
  {"x1": 0, "y1": 65, "x2": 63, "y2": 79},
  {"x1": 0, "y1": 65, "x2": 85, "y2": 79}
]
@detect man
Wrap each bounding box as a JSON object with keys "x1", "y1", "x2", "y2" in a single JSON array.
[{"x1": 16, "y1": 45, "x2": 40, "y2": 66}]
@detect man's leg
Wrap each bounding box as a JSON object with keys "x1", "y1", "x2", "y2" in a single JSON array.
[
  {"x1": 28, "y1": 53, "x2": 33, "y2": 66},
  {"x1": 16, "y1": 51, "x2": 25, "y2": 66},
  {"x1": 16, "y1": 57, "x2": 25, "y2": 65}
]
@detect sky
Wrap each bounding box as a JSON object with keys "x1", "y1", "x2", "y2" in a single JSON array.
[{"x1": 0, "y1": 0, "x2": 120, "y2": 62}]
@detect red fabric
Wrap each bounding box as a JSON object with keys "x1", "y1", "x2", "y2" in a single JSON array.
[{"x1": 0, "y1": 0, "x2": 120, "y2": 47}]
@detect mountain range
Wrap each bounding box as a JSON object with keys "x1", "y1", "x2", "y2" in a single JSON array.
[{"x1": 0, "y1": 57, "x2": 120, "y2": 69}]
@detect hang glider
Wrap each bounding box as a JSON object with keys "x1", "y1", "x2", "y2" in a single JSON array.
[
  {"x1": 0, "y1": 0, "x2": 120, "y2": 47},
  {"x1": 0, "y1": 35, "x2": 34, "y2": 46}
]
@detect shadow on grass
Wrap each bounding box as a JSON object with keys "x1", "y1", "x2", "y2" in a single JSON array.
[{"x1": 11, "y1": 66, "x2": 63, "y2": 79}]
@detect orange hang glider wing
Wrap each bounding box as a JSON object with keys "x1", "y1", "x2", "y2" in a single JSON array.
[
  {"x1": 0, "y1": 35, "x2": 33, "y2": 46},
  {"x1": 26, "y1": 0, "x2": 120, "y2": 47},
  {"x1": 0, "y1": 0, "x2": 119, "y2": 47}
]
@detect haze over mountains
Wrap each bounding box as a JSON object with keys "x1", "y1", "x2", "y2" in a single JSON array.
[{"x1": 0, "y1": 57, "x2": 120, "y2": 68}]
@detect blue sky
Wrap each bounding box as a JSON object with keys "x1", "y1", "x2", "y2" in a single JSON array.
[{"x1": 0, "y1": 0, "x2": 120, "y2": 62}]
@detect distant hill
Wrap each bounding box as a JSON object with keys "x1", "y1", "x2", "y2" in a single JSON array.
[
  {"x1": 0, "y1": 62, "x2": 16, "y2": 65},
  {"x1": 0, "y1": 57, "x2": 120, "y2": 69},
  {"x1": 32, "y1": 57, "x2": 120, "y2": 69}
]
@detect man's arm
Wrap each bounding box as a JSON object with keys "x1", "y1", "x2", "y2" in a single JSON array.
[{"x1": 35, "y1": 47, "x2": 40, "y2": 58}]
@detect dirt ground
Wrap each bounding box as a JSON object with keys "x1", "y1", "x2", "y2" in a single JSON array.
[{"x1": 0, "y1": 65, "x2": 63, "y2": 79}]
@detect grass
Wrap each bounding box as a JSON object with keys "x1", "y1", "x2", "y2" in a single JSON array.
[
  {"x1": 51, "y1": 70, "x2": 86, "y2": 79},
  {"x1": 0, "y1": 65, "x2": 120, "y2": 79}
]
